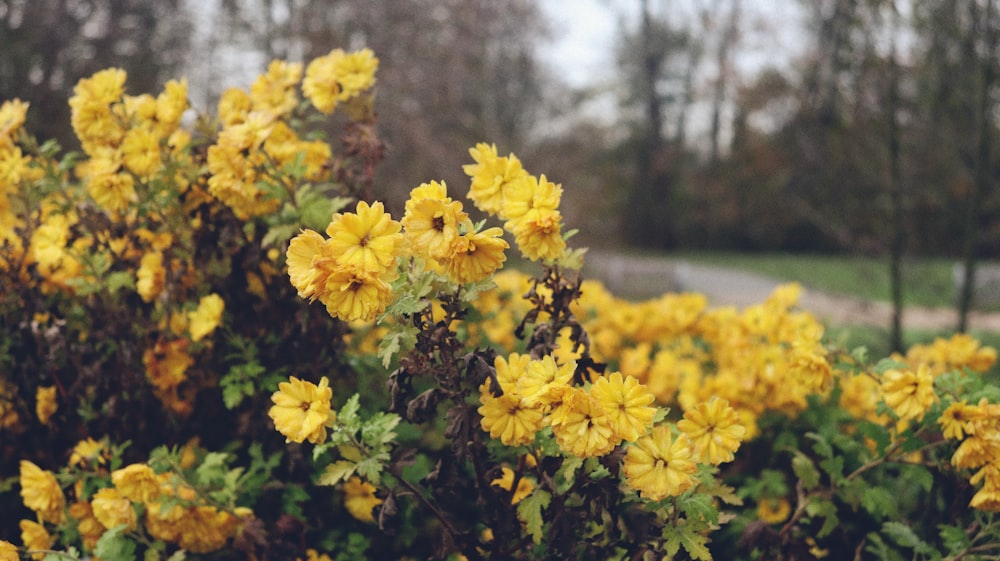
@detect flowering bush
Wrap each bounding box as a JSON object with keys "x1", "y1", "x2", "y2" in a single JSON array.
[{"x1": 2, "y1": 47, "x2": 1000, "y2": 561}]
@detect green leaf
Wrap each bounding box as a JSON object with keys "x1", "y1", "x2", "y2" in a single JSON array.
[
  {"x1": 517, "y1": 489, "x2": 551, "y2": 545},
  {"x1": 318, "y1": 460, "x2": 357, "y2": 486},
  {"x1": 860, "y1": 486, "x2": 898, "y2": 520},
  {"x1": 678, "y1": 493, "x2": 719, "y2": 525},
  {"x1": 805, "y1": 498, "x2": 839, "y2": 538},
  {"x1": 106, "y1": 271, "x2": 135, "y2": 292},
  {"x1": 819, "y1": 456, "x2": 844, "y2": 485},
  {"x1": 195, "y1": 452, "x2": 230, "y2": 486},
  {"x1": 377, "y1": 326, "x2": 419, "y2": 369},
  {"x1": 361, "y1": 412, "x2": 401, "y2": 449},
  {"x1": 792, "y1": 452, "x2": 820, "y2": 490},
  {"x1": 663, "y1": 525, "x2": 713, "y2": 561},
  {"x1": 938, "y1": 524, "x2": 970, "y2": 554},
  {"x1": 282, "y1": 484, "x2": 311, "y2": 519},
  {"x1": 805, "y1": 432, "x2": 833, "y2": 459},
  {"x1": 338, "y1": 394, "x2": 362, "y2": 432},
  {"x1": 873, "y1": 357, "x2": 908, "y2": 374},
  {"x1": 355, "y1": 453, "x2": 390, "y2": 485},
  {"x1": 555, "y1": 457, "x2": 582, "y2": 493},
  {"x1": 882, "y1": 521, "x2": 938, "y2": 557},
  {"x1": 94, "y1": 525, "x2": 137, "y2": 561}
]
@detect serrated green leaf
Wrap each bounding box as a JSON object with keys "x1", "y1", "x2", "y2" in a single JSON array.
[
  {"x1": 882, "y1": 521, "x2": 937, "y2": 556},
  {"x1": 860, "y1": 486, "x2": 898, "y2": 520},
  {"x1": 196, "y1": 452, "x2": 230, "y2": 485},
  {"x1": 819, "y1": 456, "x2": 844, "y2": 484},
  {"x1": 938, "y1": 524, "x2": 970, "y2": 554},
  {"x1": 377, "y1": 326, "x2": 419, "y2": 369},
  {"x1": 873, "y1": 357, "x2": 908, "y2": 374},
  {"x1": 855, "y1": 420, "x2": 891, "y2": 456},
  {"x1": 362, "y1": 412, "x2": 401, "y2": 448},
  {"x1": 805, "y1": 432, "x2": 834, "y2": 459},
  {"x1": 355, "y1": 453, "x2": 390, "y2": 485},
  {"x1": 106, "y1": 271, "x2": 135, "y2": 292},
  {"x1": 517, "y1": 489, "x2": 551, "y2": 545},
  {"x1": 805, "y1": 498, "x2": 839, "y2": 538},
  {"x1": 338, "y1": 394, "x2": 361, "y2": 431},
  {"x1": 792, "y1": 452, "x2": 820, "y2": 490},
  {"x1": 679, "y1": 529, "x2": 713, "y2": 561},
  {"x1": 584, "y1": 457, "x2": 611, "y2": 480},
  {"x1": 94, "y1": 524, "x2": 137, "y2": 561},
  {"x1": 663, "y1": 525, "x2": 713, "y2": 561},
  {"x1": 555, "y1": 456, "x2": 583, "y2": 493},
  {"x1": 339, "y1": 444, "x2": 363, "y2": 462},
  {"x1": 262, "y1": 223, "x2": 300, "y2": 248},
  {"x1": 318, "y1": 460, "x2": 357, "y2": 486},
  {"x1": 678, "y1": 493, "x2": 719, "y2": 525}
]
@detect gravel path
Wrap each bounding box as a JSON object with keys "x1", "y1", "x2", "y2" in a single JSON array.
[{"x1": 583, "y1": 251, "x2": 1000, "y2": 332}]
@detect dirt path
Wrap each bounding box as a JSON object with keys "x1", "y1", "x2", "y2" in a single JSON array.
[{"x1": 583, "y1": 251, "x2": 1000, "y2": 332}]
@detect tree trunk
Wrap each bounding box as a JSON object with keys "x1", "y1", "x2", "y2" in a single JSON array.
[
  {"x1": 958, "y1": 0, "x2": 996, "y2": 332},
  {"x1": 887, "y1": 1, "x2": 905, "y2": 353}
]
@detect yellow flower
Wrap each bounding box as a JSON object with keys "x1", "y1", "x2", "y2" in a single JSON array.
[
  {"x1": 0, "y1": 98, "x2": 29, "y2": 142},
  {"x1": 19, "y1": 520, "x2": 53, "y2": 560},
  {"x1": 444, "y1": 227, "x2": 508, "y2": 284},
  {"x1": 69, "y1": 437, "x2": 107, "y2": 467},
  {"x1": 320, "y1": 266, "x2": 394, "y2": 322},
  {"x1": 401, "y1": 181, "x2": 467, "y2": 261},
  {"x1": 121, "y1": 126, "x2": 163, "y2": 177},
  {"x1": 29, "y1": 213, "x2": 71, "y2": 269},
  {"x1": 19, "y1": 460, "x2": 65, "y2": 524},
  {"x1": 880, "y1": 364, "x2": 937, "y2": 422},
  {"x1": 462, "y1": 143, "x2": 528, "y2": 216},
  {"x1": 287, "y1": 229, "x2": 330, "y2": 300},
  {"x1": 91, "y1": 487, "x2": 137, "y2": 531},
  {"x1": 549, "y1": 387, "x2": 618, "y2": 457},
  {"x1": 939, "y1": 401, "x2": 979, "y2": 440},
  {"x1": 757, "y1": 497, "x2": 792, "y2": 524},
  {"x1": 325, "y1": 201, "x2": 403, "y2": 274},
  {"x1": 490, "y1": 467, "x2": 534, "y2": 505},
  {"x1": 68, "y1": 501, "x2": 104, "y2": 551},
  {"x1": 302, "y1": 549, "x2": 334, "y2": 561},
  {"x1": 218, "y1": 87, "x2": 252, "y2": 126},
  {"x1": 342, "y1": 476, "x2": 383, "y2": 523},
  {"x1": 478, "y1": 378, "x2": 544, "y2": 446},
  {"x1": 590, "y1": 371, "x2": 656, "y2": 442},
  {"x1": 35, "y1": 385, "x2": 57, "y2": 425},
  {"x1": 112, "y1": 463, "x2": 161, "y2": 503},
  {"x1": 303, "y1": 49, "x2": 346, "y2": 114},
  {"x1": 500, "y1": 174, "x2": 562, "y2": 221},
  {"x1": 622, "y1": 426, "x2": 697, "y2": 500},
  {"x1": 143, "y1": 338, "x2": 193, "y2": 393},
  {"x1": 517, "y1": 355, "x2": 574, "y2": 407},
  {"x1": 155, "y1": 78, "x2": 189, "y2": 132},
  {"x1": 87, "y1": 169, "x2": 137, "y2": 213},
  {"x1": 333, "y1": 48, "x2": 378, "y2": 100},
  {"x1": 0, "y1": 539, "x2": 18, "y2": 561},
  {"x1": 188, "y1": 293, "x2": 225, "y2": 342},
  {"x1": 506, "y1": 207, "x2": 565, "y2": 262},
  {"x1": 677, "y1": 397, "x2": 746, "y2": 465},
  {"x1": 250, "y1": 59, "x2": 303, "y2": 117},
  {"x1": 970, "y1": 463, "x2": 1000, "y2": 511},
  {"x1": 136, "y1": 251, "x2": 166, "y2": 303},
  {"x1": 268, "y1": 376, "x2": 334, "y2": 444}
]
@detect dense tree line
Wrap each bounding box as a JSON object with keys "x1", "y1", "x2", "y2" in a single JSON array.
[{"x1": 3, "y1": 0, "x2": 998, "y2": 263}]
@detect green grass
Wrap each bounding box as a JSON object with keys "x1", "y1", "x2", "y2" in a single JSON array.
[{"x1": 677, "y1": 251, "x2": 961, "y2": 308}]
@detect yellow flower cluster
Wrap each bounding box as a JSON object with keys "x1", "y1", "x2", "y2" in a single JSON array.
[
  {"x1": 0, "y1": 98, "x2": 38, "y2": 266},
  {"x1": 463, "y1": 143, "x2": 568, "y2": 262},
  {"x1": 342, "y1": 476, "x2": 384, "y2": 523},
  {"x1": 287, "y1": 201, "x2": 402, "y2": 322},
  {"x1": 478, "y1": 354, "x2": 657, "y2": 457},
  {"x1": 401, "y1": 181, "x2": 509, "y2": 284},
  {"x1": 19, "y1": 455, "x2": 252, "y2": 556},
  {"x1": 897, "y1": 333, "x2": 998, "y2": 376},
  {"x1": 69, "y1": 68, "x2": 188, "y2": 212},
  {"x1": 940, "y1": 398, "x2": 1000, "y2": 511},
  {"x1": 207, "y1": 49, "x2": 375, "y2": 220}
]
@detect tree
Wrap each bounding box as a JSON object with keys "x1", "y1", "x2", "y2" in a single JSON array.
[
  {"x1": 0, "y1": 0, "x2": 191, "y2": 149},
  {"x1": 208, "y1": 0, "x2": 551, "y2": 207}
]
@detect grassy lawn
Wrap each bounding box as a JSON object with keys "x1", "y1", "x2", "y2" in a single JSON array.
[{"x1": 677, "y1": 251, "x2": 963, "y2": 309}]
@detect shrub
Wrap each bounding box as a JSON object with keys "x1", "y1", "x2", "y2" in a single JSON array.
[{"x1": 1, "y1": 47, "x2": 1000, "y2": 561}]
